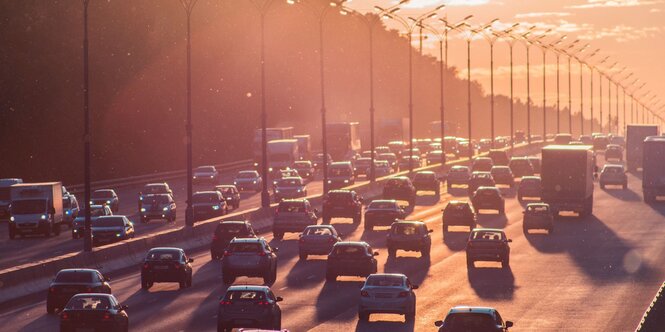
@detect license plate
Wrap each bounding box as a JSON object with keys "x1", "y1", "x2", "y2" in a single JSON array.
[{"x1": 154, "y1": 266, "x2": 169, "y2": 270}]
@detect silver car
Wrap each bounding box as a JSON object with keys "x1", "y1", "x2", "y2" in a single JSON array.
[
  {"x1": 298, "y1": 225, "x2": 341, "y2": 260},
  {"x1": 234, "y1": 170, "x2": 262, "y2": 192},
  {"x1": 273, "y1": 177, "x2": 307, "y2": 202},
  {"x1": 358, "y1": 273, "x2": 418, "y2": 322}
]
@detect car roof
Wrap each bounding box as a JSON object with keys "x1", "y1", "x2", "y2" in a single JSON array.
[
  {"x1": 393, "y1": 220, "x2": 425, "y2": 226},
  {"x1": 476, "y1": 186, "x2": 499, "y2": 191},
  {"x1": 369, "y1": 199, "x2": 397, "y2": 204},
  {"x1": 389, "y1": 176, "x2": 410, "y2": 180},
  {"x1": 471, "y1": 228, "x2": 505, "y2": 233},
  {"x1": 448, "y1": 200, "x2": 470, "y2": 205},
  {"x1": 451, "y1": 165, "x2": 469, "y2": 170},
  {"x1": 145, "y1": 183, "x2": 168, "y2": 187},
  {"x1": 148, "y1": 247, "x2": 184, "y2": 253},
  {"x1": 416, "y1": 171, "x2": 435, "y2": 175},
  {"x1": 278, "y1": 177, "x2": 302, "y2": 181},
  {"x1": 71, "y1": 293, "x2": 116, "y2": 299},
  {"x1": 305, "y1": 224, "x2": 335, "y2": 230},
  {"x1": 491, "y1": 166, "x2": 510, "y2": 170},
  {"x1": 238, "y1": 170, "x2": 258, "y2": 174},
  {"x1": 521, "y1": 176, "x2": 541, "y2": 180},
  {"x1": 216, "y1": 185, "x2": 237, "y2": 189},
  {"x1": 219, "y1": 220, "x2": 249, "y2": 225},
  {"x1": 94, "y1": 189, "x2": 115, "y2": 193},
  {"x1": 526, "y1": 203, "x2": 549, "y2": 208},
  {"x1": 58, "y1": 268, "x2": 99, "y2": 274},
  {"x1": 474, "y1": 157, "x2": 492, "y2": 161},
  {"x1": 328, "y1": 189, "x2": 352, "y2": 194},
  {"x1": 226, "y1": 285, "x2": 270, "y2": 292},
  {"x1": 194, "y1": 191, "x2": 219, "y2": 195},
  {"x1": 449, "y1": 306, "x2": 496, "y2": 314},
  {"x1": 279, "y1": 198, "x2": 308, "y2": 203},
  {"x1": 603, "y1": 164, "x2": 624, "y2": 168},
  {"x1": 230, "y1": 237, "x2": 264, "y2": 244},
  {"x1": 334, "y1": 241, "x2": 369, "y2": 247},
  {"x1": 367, "y1": 273, "x2": 406, "y2": 279},
  {"x1": 331, "y1": 161, "x2": 352, "y2": 166}
]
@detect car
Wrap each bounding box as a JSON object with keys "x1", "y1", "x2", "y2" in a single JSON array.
[
  {"x1": 71, "y1": 204, "x2": 112, "y2": 239},
  {"x1": 138, "y1": 183, "x2": 173, "y2": 211},
  {"x1": 298, "y1": 225, "x2": 341, "y2": 260},
  {"x1": 292, "y1": 160, "x2": 315, "y2": 180},
  {"x1": 398, "y1": 155, "x2": 421, "y2": 170},
  {"x1": 193, "y1": 165, "x2": 219, "y2": 184},
  {"x1": 62, "y1": 194, "x2": 80, "y2": 228},
  {"x1": 471, "y1": 157, "x2": 494, "y2": 172},
  {"x1": 46, "y1": 268, "x2": 111, "y2": 314},
  {"x1": 233, "y1": 170, "x2": 262, "y2": 192},
  {"x1": 599, "y1": 164, "x2": 628, "y2": 189},
  {"x1": 273, "y1": 177, "x2": 307, "y2": 202},
  {"x1": 217, "y1": 285, "x2": 282, "y2": 332},
  {"x1": 478, "y1": 139, "x2": 492, "y2": 153},
  {"x1": 471, "y1": 186, "x2": 505, "y2": 214},
  {"x1": 442, "y1": 201, "x2": 476, "y2": 232},
  {"x1": 360, "y1": 150, "x2": 375, "y2": 159},
  {"x1": 275, "y1": 168, "x2": 300, "y2": 181},
  {"x1": 322, "y1": 189, "x2": 362, "y2": 224},
  {"x1": 386, "y1": 220, "x2": 432, "y2": 257},
  {"x1": 568, "y1": 140, "x2": 584, "y2": 145},
  {"x1": 401, "y1": 147, "x2": 421, "y2": 159},
  {"x1": 514, "y1": 130, "x2": 526, "y2": 143},
  {"x1": 327, "y1": 161, "x2": 355, "y2": 190},
  {"x1": 364, "y1": 200, "x2": 407, "y2": 231},
  {"x1": 91, "y1": 215, "x2": 134, "y2": 246},
  {"x1": 517, "y1": 176, "x2": 542, "y2": 202},
  {"x1": 488, "y1": 149, "x2": 509, "y2": 166},
  {"x1": 59, "y1": 294, "x2": 128, "y2": 332},
  {"x1": 358, "y1": 273, "x2": 418, "y2": 322},
  {"x1": 209, "y1": 220, "x2": 258, "y2": 259},
  {"x1": 426, "y1": 150, "x2": 445, "y2": 166},
  {"x1": 508, "y1": 157, "x2": 534, "y2": 178},
  {"x1": 388, "y1": 141, "x2": 406, "y2": 156},
  {"x1": 141, "y1": 247, "x2": 193, "y2": 289},
  {"x1": 215, "y1": 185, "x2": 240, "y2": 209},
  {"x1": 466, "y1": 228, "x2": 512, "y2": 268},
  {"x1": 593, "y1": 135, "x2": 610, "y2": 151},
  {"x1": 383, "y1": 176, "x2": 417, "y2": 207},
  {"x1": 326, "y1": 241, "x2": 378, "y2": 281},
  {"x1": 377, "y1": 152, "x2": 399, "y2": 171},
  {"x1": 272, "y1": 199, "x2": 319, "y2": 239},
  {"x1": 527, "y1": 156, "x2": 541, "y2": 174},
  {"x1": 312, "y1": 153, "x2": 333, "y2": 171},
  {"x1": 490, "y1": 166, "x2": 515, "y2": 188},
  {"x1": 140, "y1": 193, "x2": 176, "y2": 223},
  {"x1": 554, "y1": 133, "x2": 573, "y2": 145},
  {"x1": 375, "y1": 146, "x2": 391, "y2": 155},
  {"x1": 221, "y1": 237, "x2": 278, "y2": 285},
  {"x1": 435, "y1": 306, "x2": 513, "y2": 331},
  {"x1": 192, "y1": 191, "x2": 227, "y2": 221},
  {"x1": 605, "y1": 144, "x2": 624, "y2": 161},
  {"x1": 446, "y1": 165, "x2": 471, "y2": 189},
  {"x1": 412, "y1": 171, "x2": 440, "y2": 195},
  {"x1": 354, "y1": 157, "x2": 372, "y2": 177},
  {"x1": 523, "y1": 203, "x2": 554, "y2": 234},
  {"x1": 468, "y1": 172, "x2": 496, "y2": 196},
  {"x1": 372, "y1": 160, "x2": 394, "y2": 177},
  {"x1": 579, "y1": 135, "x2": 593, "y2": 145},
  {"x1": 610, "y1": 135, "x2": 625, "y2": 147},
  {"x1": 90, "y1": 189, "x2": 119, "y2": 213}
]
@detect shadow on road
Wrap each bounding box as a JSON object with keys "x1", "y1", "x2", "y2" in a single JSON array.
[
  {"x1": 384, "y1": 255, "x2": 431, "y2": 286},
  {"x1": 416, "y1": 193, "x2": 440, "y2": 206},
  {"x1": 18, "y1": 313, "x2": 59, "y2": 332},
  {"x1": 286, "y1": 259, "x2": 326, "y2": 288},
  {"x1": 360, "y1": 229, "x2": 390, "y2": 248},
  {"x1": 315, "y1": 280, "x2": 364, "y2": 322},
  {"x1": 443, "y1": 231, "x2": 469, "y2": 251},
  {"x1": 355, "y1": 318, "x2": 414, "y2": 332},
  {"x1": 447, "y1": 187, "x2": 469, "y2": 198},
  {"x1": 604, "y1": 187, "x2": 642, "y2": 202},
  {"x1": 476, "y1": 213, "x2": 508, "y2": 229},
  {"x1": 467, "y1": 265, "x2": 515, "y2": 300}
]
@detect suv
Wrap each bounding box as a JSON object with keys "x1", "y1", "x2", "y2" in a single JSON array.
[
  {"x1": 490, "y1": 166, "x2": 515, "y2": 188},
  {"x1": 446, "y1": 166, "x2": 471, "y2": 190},
  {"x1": 471, "y1": 187, "x2": 505, "y2": 214},
  {"x1": 192, "y1": 191, "x2": 227, "y2": 221},
  {"x1": 354, "y1": 158, "x2": 372, "y2": 177},
  {"x1": 523, "y1": 203, "x2": 554, "y2": 234},
  {"x1": 509, "y1": 157, "x2": 534, "y2": 178},
  {"x1": 605, "y1": 144, "x2": 623, "y2": 161},
  {"x1": 46, "y1": 269, "x2": 111, "y2": 314},
  {"x1": 386, "y1": 220, "x2": 432, "y2": 257},
  {"x1": 221, "y1": 238, "x2": 278, "y2": 285},
  {"x1": 358, "y1": 273, "x2": 418, "y2": 322},
  {"x1": 138, "y1": 183, "x2": 173, "y2": 211},
  {"x1": 326, "y1": 241, "x2": 378, "y2": 281},
  {"x1": 364, "y1": 200, "x2": 407, "y2": 231},
  {"x1": 215, "y1": 185, "x2": 240, "y2": 210},
  {"x1": 327, "y1": 162, "x2": 355, "y2": 190},
  {"x1": 412, "y1": 171, "x2": 440, "y2": 195},
  {"x1": 193, "y1": 165, "x2": 219, "y2": 184},
  {"x1": 210, "y1": 221, "x2": 257, "y2": 260},
  {"x1": 272, "y1": 199, "x2": 318, "y2": 239},
  {"x1": 426, "y1": 150, "x2": 445, "y2": 166},
  {"x1": 488, "y1": 149, "x2": 509, "y2": 166},
  {"x1": 435, "y1": 306, "x2": 513, "y2": 331},
  {"x1": 471, "y1": 157, "x2": 494, "y2": 172},
  {"x1": 468, "y1": 172, "x2": 496, "y2": 195},
  {"x1": 517, "y1": 176, "x2": 541, "y2": 202},
  {"x1": 599, "y1": 164, "x2": 627, "y2": 189},
  {"x1": 217, "y1": 285, "x2": 282, "y2": 331},
  {"x1": 322, "y1": 190, "x2": 362, "y2": 224},
  {"x1": 71, "y1": 204, "x2": 112, "y2": 239},
  {"x1": 140, "y1": 193, "x2": 176, "y2": 223},
  {"x1": 141, "y1": 247, "x2": 193, "y2": 289},
  {"x1": 233, "y1": 170, "x2": 262, "y2": 192},
  {"x1": 442, "y1": 201, "x2": 476, "y2": 232},
  {"x1": 593, "y1": 135, "x2": 610, "y2": 151},
  {"x1": 466, "y1": 228, "x2": 511, "y2": 269},
  {"x1": 298, "y1": 225, "x2": 341, "y2": 260},
  {"x1": 383, "y1": 176, "x2": 417, "y2": 207}
]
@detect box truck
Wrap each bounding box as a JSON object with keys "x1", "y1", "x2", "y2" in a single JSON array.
[
  {"x1": 626, "y1": 124, "x2": 659, "y2": 171},
  {"x1": 9, "y1": 182, "x2": 63, "y2": 238},
  {"x1": 643, "y1": 136, "x2": 665, "y2": 203},
  {"x1": 541, "y1": 145, "x2": 595, "y2": 217}
]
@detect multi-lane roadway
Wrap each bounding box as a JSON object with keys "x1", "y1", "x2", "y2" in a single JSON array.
[{"x1": 1, "y1": 154, "x2": 664, "y2": 331}]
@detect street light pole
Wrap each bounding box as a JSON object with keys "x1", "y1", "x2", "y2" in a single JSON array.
[
  {"x1": 492, "y1": 24, "x2": 520, "y2": 151},
  {"x1": 596, "y1": 57, "x2": 610, "y2": 133},
  {"x1": 519, "y1": 28, "x2": 549, "y2": 144},
  {"x1": 553, "y1": 38, "x2": 580, "y2": 135},
  {"x1": 537, "y1": 36, "x2": 565, "y2": 140},
  {"x1": 82, "y1": 0, "x2": 92, "y2": 252}
]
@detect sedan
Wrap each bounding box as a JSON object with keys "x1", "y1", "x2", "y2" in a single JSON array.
[
  {"x1": 435, "y1": 306, "x2": 513, "y2": 332},
  {"x1": 358, "y1": 273, "x2": 418, "y2": 322},
  {"x1": 326, "y1": 241, "x2": 378, "y2": 281},
  {"x1": 141, "y1": 247, "x2": 194, "y2": 289},
  {"x1": 90, "y1": 189, "x2": 119, "y2": 213},
  {"x1": 91, "y1": 216, "x2": 135, "y2": 246},
  {"x1": 298, "y1": 225, "x2": 341, "y2": 260},
  {"x1": 47, "y1": 268, "x2": 112, "y2": 314},
  {"x1": 233, "y1": 170, "x2": 262, "y2": 192},
  {"x1": 364, "y1": 200, "x2": 407, "y2": 231},
  {"x1": 193, "y1": 165, "x2": 219, "y2": 184},
  {"x1": 273, "y1": 177, "x2": 307, "y2": 202},
  {"x1": 60, "y1": 294, "x2": 128, "y2": 332},
  {"x1": 599, "y1": 164, "x2": 627, "y2": 189},
  {"x1": 71, "y1": 205, "x2": 112, "y2": 239},
  {"x1": 215, "y1": 185, "x2": 240, "y2": 210},
  {"x1": 191, "y1": 191, "x2": 227, "y2": 221},
  {"x1": 466, "y1": 228, "x2": 511, "y2": 269}
]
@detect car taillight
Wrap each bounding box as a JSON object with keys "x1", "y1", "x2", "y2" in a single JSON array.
[
  {"x1": 360, "y1": 291, "x2": 369, "y2": 297},
  {"x1": 61, "y1": 312, "x2": 69, "y2": 320},
  {"x1": 398, "y1": 291, "x2": 409, "y2": 298},
  {"x1": 223, "y1": 250, "x2": 232, "y2": 257},
  {"x1": 258, "y1": 251, "x2": 266, "y2": 256},
  {"x1": 328, "y1": 238, "x2": 336, "y2": 244},
  {"x1": 49, "y1": 287, "x2": 56, "y2": 293},
  {"x1": 143, "y1": 263, "x2": 150, "y2": 270},
  {"x1": 212, "y1": 234, "x2": 219, "y2": 241},
  {"x1": 102, "y1": 312, "x2": 112, "y2": 320},
  {"x1": 219, "y1": 300, "x2": 232, "y2": 305},
  {"x1": 257, "y1": 301, "x2": 270, "y2": 306},
  {"x1": 86, "y1": 287, "x2": 93, "y2": 292},
  {"x1": 174, "y1": 263, "x2": 181, "y2": 269}
]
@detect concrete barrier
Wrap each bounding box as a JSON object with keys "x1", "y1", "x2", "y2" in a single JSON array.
[
  {"x1": 0, "y1": 142, "x2": 544, "y2": 306},
  {"x1": 636, "y1": 281, "x2": 665, "y2": 331}
]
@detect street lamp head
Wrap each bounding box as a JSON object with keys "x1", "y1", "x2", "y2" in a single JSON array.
[{"x1": 286, "y1": 0, "x2": 297, "y2": 4}]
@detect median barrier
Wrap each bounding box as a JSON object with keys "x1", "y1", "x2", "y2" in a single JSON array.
[
  {"x1": 636, "y1": 281, "x2": 665, "y2": 331},
  {"x1": 0, "y1": 142, "x2": 544, "y2": 306}
]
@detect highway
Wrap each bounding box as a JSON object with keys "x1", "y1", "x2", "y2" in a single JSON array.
[
  {"x1": 0, "y1": 170, "x2": 325, "y2": 271},
  {"x1": 1, "y1": 154, "x2": 664, "y2": 331}
]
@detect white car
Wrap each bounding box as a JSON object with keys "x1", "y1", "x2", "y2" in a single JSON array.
[
  {"x1": 233, "y1": 170, "x2": 262, "y2": 192},
  {"x1": 193, "y1": 165, "x2": 219, "y2": 184}
]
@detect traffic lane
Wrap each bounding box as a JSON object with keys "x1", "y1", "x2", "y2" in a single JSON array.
[{"x1": 0, "y1": 171, "x2": 324, "y2": 270}]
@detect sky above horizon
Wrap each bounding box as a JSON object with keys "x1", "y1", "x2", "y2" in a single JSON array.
[{"x1": 347, "y1": 0, "x2": 665, "y2": 119}]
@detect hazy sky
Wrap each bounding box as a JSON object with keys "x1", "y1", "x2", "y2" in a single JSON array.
[{"x1": 348, "y1": 0, "x2": 665, "y2": 118}]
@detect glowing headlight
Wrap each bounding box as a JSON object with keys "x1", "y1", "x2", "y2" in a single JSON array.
[
  {"x1": 212, "y1": 205, "x2": 220, "y2": 210},
  {"x1": 193, "y1": 176, "x2": 197, "y2": 179},
  {"x1": 73, "y1": 229, "x2": 78, "y2": 233},
  {"x1": 210, "y1": 175, "x2": 214, "y2": 178},
  {"x1": 275, "y1": 190, "x2": 280, "y2": 193},
  {"x1": 140, "y1": 208, "x2": 146, "y2": 212},
  {"x1": 116, "y1": 233, "x2": 122, "y2": 237},
  {"x1": 297, "y1": 189, "x2": 302, "y2": 193},
  {"x1": 41, "y1": 215, "x2": 47, "y2": 220},
  {"x1": 66, "y1": 210, "x2": 71, "y2": 215},
  {"x1": 162, "y1": 207, "x2": 168, "y2": 212},
  {"x1": 89, "y1": 201, "x2": 94, "y2": 205},
  {"x1": 139, "y1": 197, "x2": 143, "y2": 201},
  {"x1": 106, "y1": 200, "x2": 111, "y2": 204},
  {"x1": 10, "y1": 216, "x2": 15, "y2": 222},
  {"x1": 233, "y1": 181, "x2": 238, "y2": 185},
  {"x1": 344, "y1": 180, "x2": 349, "y2": 183},
  {"x1": 327, "y1": 180, "x2": 332, "y2": 184},
  {"x1": 253, "y1": 180, "x2": 257, "y2": 184}
]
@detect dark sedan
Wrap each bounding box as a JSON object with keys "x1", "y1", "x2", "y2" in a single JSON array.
[
  {"x1": 141, "y1": 247, "x2": 193, "y2": 289},
  {"x1": 47, "y1": 269, "x2": 111, "y2": 314},
  {"x1": 364, "y1": 200, "x2": 406, "y2": 231},
  {"x1": 60, "y1": 293, "x2": 128, "y2": 332}
]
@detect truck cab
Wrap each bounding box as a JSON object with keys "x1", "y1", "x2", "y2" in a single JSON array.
[{"x1": 9, "y1": 182, "x2": 64, "y2": 239}]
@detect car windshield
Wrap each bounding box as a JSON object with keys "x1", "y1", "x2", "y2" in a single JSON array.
[
  {"x1": 278, "y1": 202, "x2": 306, "y2": 213},
  {"x1": 10, "y1": 199, "x2": 45, "y2": 214},
  {"x1": 217, "y1": 187, "x2": 236, "y2": 195},
  {"x1": 386, "y1": 179, "x2": 408, "y2": 187},
  {"x1": 356, "y1": 159, "x2": 371, "y2": 165},
  {"x1": 414, "y1": 173, "x2": 434, "y2": 180},
  {"x1": 294, "y1": 162, "x2": 311, "y2": 167},
  {"x1": 92, "y1": 191, "x2": 113, "y2": 199},
  {"x1": 327, "y1": 192, "x2": 352, "y2": 202},
  {"x1": 378, "y1": 154, "x2": 396, "y2": 162},
  {"x1": 277, "y1": 178, "x2": 302, "y2": 186},
  {"x1": 146, "y1": 250, "x2": 180, "y2": 261},
  {"x1": 368, "y1": 201, "x2": 396, "y2": 209},
  {"x1": 192, "y1": 193, "x2": 219, "y2": 203},
  {"x1": 527, "y1": 205, "x2": 550, "y2": 213},
  {"x1": 366, "y1": 275, "x2": 403, "y2": 287},
  {"x1": 445, "y1": 313, "x2": 497, "y2": 330},
  {"x1": 93, "y1": 217, "x2": 124, "y2": 227},
  {"x1": 472, "y1": 231, "x2": 504, "y2": 241},
  {"x1": 334, "y1": 245, "x2": 366, "y2": 256},
  {"x1": 65, "y1": 296, "x2": 112, "y2": 310},
  {"x1": 144, "y1": 185, "x2": 167, "y2": 194},
  {"x1": 79, "y1": 207, "x2": 105, "y2": 218},
  {"x1": 305, "y1": 227, "x2": 332, "y2": 236},
  {"x1": 229, "y1": 243, "x2": 262, "y2": 253},
  {"x1": 63, "y1": 199, "x2": 72, "y2": 209},
  {"x1": 196, "y1": 166, "x2": 215, "y2": 172},
  {"x1": 224, "y1": 291, "x2": 265, "y2": 301},
  {"x1": 492, "y1": 168, "x2": 510, "y2": 174},
  {"x1": 237, "y1": 172, "x2": 257, "y2": 179},
  {"x1": 329, "y1": 167, "x2": 351, "y2": 177},
  {"x1": 521, "y1": 179, "x2": 540, "y2": 186},
  {"x1": 217, "y1": 224, "x2": 246, "y2": 235},
  {"x1": 55, "y1": 271, "x2": 93, "y2": 283},
  {"x1": 446, "y1": 203, "x2": 470, "y2": 213},
  {"x1": 393, "y1": 224, "x2": 419, "y2": 235},
  {"x1": 603, "y1": 167, "x2": 623, "y2": 174},
  {"x1": 451, "y1": 167, "x2": 468, "y2": 173}
]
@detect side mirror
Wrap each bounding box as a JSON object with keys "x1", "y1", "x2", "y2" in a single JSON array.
[
  {"x1": 428, "y1": 229, "x2": 433, "y2": 233},
  {"x1": 105, "y1": 277, "x2": 111, "y2": 282},
  {"x1": 434, "y1": 320, "x2": 444, "y2": 327},
  {"x1": 273, "y1": 247, "x2": 279, "y2": 252},
  {"x1": 373, "y1": 251, "x2": 379, "y2": 256},
  {"x1": 412, "y1": 285, "x2": 419, "y2": 290},
  {"x1": 506, "y1": 321, "x2": 514, "y2": 328},
  {"x1": 275, "y1": 296, "x2": 283, "y2": 302},
  {"x1": 120, "y1": 305, "x2": 128, "y2": 311},
  {"x1": 507, "y1": 239, "x2": 513, "y2": 243},
  {"x1": 188, "y1": 258, "x2": 194, "y2": 263}
]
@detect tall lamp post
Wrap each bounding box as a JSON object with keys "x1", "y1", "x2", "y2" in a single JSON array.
[
  {"x1": 289, "y1": 0, "x2": 349, "y2": 194},
  {"x1": 561, "y1": 42, "x2": 587, "y2": 134},
  {"x1": 552, "y1": 39, "x2": 579, "y2": 134},
  {"x1": 536, "y1": 36, "x2": 565, "y2": 140},
  {"x1": 595, "y1": 57, "x2": 610, "y2": 133},
  {"x1": 381, "y1": 4, "x2": 445, "y2": 173},
  {"x1": 575, "y1": 48, "x2": 599, "y2": 136},
  {"x1": 180, "y1": 0, "x2": 198, "y2": 227},
  {"x1": 82, "y1": 0, "x2": 92, "y2": 251},
  {"x1": 607, "y1": 65, "x2": 625, "y2": 134},
  {"x1": 519, "y1": 28, "x2": 550, "y2": 144}
]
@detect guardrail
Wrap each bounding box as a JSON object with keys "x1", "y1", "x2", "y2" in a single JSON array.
[
  {"x1": 636, "y1": 281, "x2": 665, "y2": 331},
  {"x1": 0, "y1": 142, "x2": 544, "y2": 307}
]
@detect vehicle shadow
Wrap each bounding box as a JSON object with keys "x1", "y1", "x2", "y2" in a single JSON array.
[
  {"x1": 269, "y1": 237, "x2": 299, "y2": 262},
  {"x1": 331, "y1": 222, "x2": 360, "y2": 239},
  {"x1": 646, "y1": 202, "x2": 665, "y2": 218},
  {"x1": 360, "y1": 229, "x2": 390, "y2": 248},
  {"x1": 384, "y1": 255, "x2": 431, "y2": 286},
  {"x1": 355, "y1": 319, "x2": 415, "y2": 332},
  {"x1": 183, "y1": 281, "x2": 228, "y2": 331},
  {"x1": 443, "y1": 231, "x2": 469, "y2": 251},
  {"x1": 416, "y1": 194, "x2": 440, "y2": 206},
  {"x1": 447, "y1": 187, "x2": 469, "y2": 197},
  {"x1": 524, "y1": 229, "x2": 565, "y2": 254},
  {"x1": 286, "y1": 259, "x2": 326, "y2": 288},
  {"x1": 499, "y1": 187, "x2": 516, "y2": 198},
  {"x1": 604, "y1": 187, "x2": 642, "y2": 201},
  {"x1": 18, "y1": 313, "x2": 59, "y2": 332},
  {"x1": 467, "y1": 265, "x2": 515, "y2": 300},
  {"x1": 475, "y1": 213, "x2": 508, "y2": 229},
  {"x1": 315, "y1": 280, "x2": 364, "y2": 322}
]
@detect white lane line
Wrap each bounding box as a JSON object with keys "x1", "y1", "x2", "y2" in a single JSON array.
[
  {"x1": 305, "y1": 275, "x2": 315, "y2": 280},
  {"x1": 279, "y1": 286, "x2": 288, "y2": 291}
]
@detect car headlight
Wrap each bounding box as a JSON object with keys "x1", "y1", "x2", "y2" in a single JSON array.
[
  {"x1": 253, "y1": 180, "x2": 257, "y2": 184},
  {"x1": 106, "y1": 200, "x2": 111, "y2": 204},
  {"x1": 139, "y1": 197, "x2": 143, "y2": 201},
  {"x1": 212, "y1": 205, "x2": 220, "y2": 210},
  {"x1": 41, "y1": 215, "x2": 47, "y2": 220},
  {"x1": 233, "y1": 181, "x2": 237, "y2": 185},
  {"x1": 162, "y1": 207, "x2": 168, "y2": 212},
  {"x1": 73, "y1": 229, "x2": 78, "y2": 233},
  {"x1": 297, "y1": 189, "x2": 302, "y2": 193},
  {"x1": 10, "y1": 216, "x2": 14, "y2": 222},
  {"x1": 66, "y1": 210, "x2": 71, "y2": 215},
  {"x1": 327, "y1": 180, "x2": 332, "y2": 184},
  {"x1": 193, "y1": 176, "x2": 197, "y2": 179},
  {"x1": 344, "y1": 180, "x2": 349, "y2": 183},
  {"x1": 116, "y1": 233, "x2": 122, "y2": 237},
  {"x1": 210, "y1": 175, "x2": 214, "y2": 178},
  {"x1": 89, "y1": 201, "x2": 94, "y2": 205},
  {"x1": 275, "y1": 189, "x2": 280, "y2": 193},
  {"x1": 140, "y1": 208, "x2": 146, "y2": 212}
]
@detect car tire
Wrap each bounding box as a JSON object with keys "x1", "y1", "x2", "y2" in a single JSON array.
[
  {"x1": 388, "y1": 247, "x2": 396, "y2": 258},
  {"x1": 46, "y1": 301, "x2": 55, "y2": 314},
  {"x1": 44, "y1": 226, "x2": 51, "y2": 238},
  {"x1": 326, "y1": 272, "x2": 336, "y2": 282},
  {"x1": 364, "y1": 221, "x2": 373, "y2": 231},
  {"x1": 141, "y1": 278, "x2": 151, "y2": 290},
  {"x1": 273, "y1": 232, "x2": 283, "y2": 240},
  {"x1": 447, "y1": 184, "x2": 452, "y2": 191},
  {"x1": 299, "y1": 252, "x2": 307, "y2": 260},
  {"x1": 272, "y1": 315, "x2": 281, "y2": 330},
  {"x1": 502, "y1": 256, "x2": 510, "y2": 269},
  {"x1": 548, "y1": 226, "x2": 554, "y2": 234},
  {"x1": 222, "y1": 273, "x2": 235, "y2": 285},
  {"x1": 523, "y1": 224, "x2": 529, "y2": 234},
  {"x1": 443, "y1": 224, "x2": 448, "y2": 233},
  {"x1": 466, "y1": 257, "x2": 474, "y2": 269},
  {"x1": 422, "y1": 246, "x2": 431, "y2": 258},
  {"x1": 141, "y1": 217, "x2": 148, "y2": 224},
  {"x1": 187, "y1": 274, "x2": 193, "y2": 288},
  {"x1": 358, "y1": 311, "x2": 369, "y2": 321},
  {"x1": 405, "y1": 308, "x2": 416, "y2": 322},
  {"x1": 499, "y1": 206, "x2": 505, "y2": 214},
  {"x1": 179, "y1": 278, "x2": 187, "y2": 289}
]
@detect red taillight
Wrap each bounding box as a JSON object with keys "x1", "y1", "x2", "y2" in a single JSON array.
[
  {"x1": 219, "y1": 300, "x2": 232, "y2": 305},
  {"x1": 223, "y1": 250, "x2": 231, "y2": 257},
  {"x1": 212, "y1": 234, "x2": 219, "y2": 241},
  {"x1": 61, "y1": 313, "x2": 69, "y2": 320},
  {"x1": 49, "y1": 287, "x2": 56, "y2": 293},
  {"x1": 174, "y1": 263, "x2": 181, "y2": 269},
  {"x1": 86, "y1": 287, "x2": 93, "y2": 292},
  {"x1": 258, "y1": 251, "x2": 266, "y2": 256},
  {"x1": 328, "y1": 238, "x2": 336, "y2": 244},
  {"x1": 102, "y1": 312, "x2": 112, "y2": 320},
  {"x1": 398, "y1": 291, "x2": 409, "y2": 298},
  {"x1": 257, "y1": 301, "x2": 270, "y2": 306},
  {"x1": 143, "y1": 263, "x2": 150, "y2": 270},
  {"x1": 360, "y1": 291, "x2": 369, "y2": 297}
]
